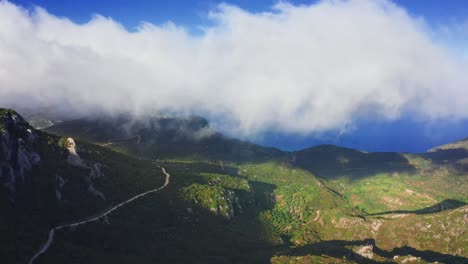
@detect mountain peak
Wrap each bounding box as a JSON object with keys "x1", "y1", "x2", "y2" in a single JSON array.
[{"x1": 0, "y1": 108, "x2": 31, "y2": 133}]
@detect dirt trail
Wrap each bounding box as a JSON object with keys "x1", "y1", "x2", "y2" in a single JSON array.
[{"x1": 28, "y1": 166, "x2": 170, "y2": 264}]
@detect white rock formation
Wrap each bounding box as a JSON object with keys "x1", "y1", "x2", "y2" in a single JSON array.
[
  {"x1": 66, "y1": 138, "x2": 84, "y2": 167},
  {"x1": 355, "y1": 244, "x2": 373, "y2": 260}
]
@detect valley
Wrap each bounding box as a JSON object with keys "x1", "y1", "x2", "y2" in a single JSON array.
[{"x1": 1, "y1": 109, "x2": 467, "y2": 263}]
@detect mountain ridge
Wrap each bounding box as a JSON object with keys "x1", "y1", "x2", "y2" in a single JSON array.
[{"x1": 1, "y1": 108, "x2": 467, "y2": 264}]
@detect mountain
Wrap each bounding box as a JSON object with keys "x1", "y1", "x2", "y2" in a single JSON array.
[
  {"x1": 1, "y1": 108, "x2": 467, "y2": 264},
  {"x1": 0, "y1": 109, "x2": 165, "y2": 263},
  {"x1": 44, "y1": 115, "x2": 283, "y2": 163},
  {"x1": 290, "y1": 144, "x2": 414, "y2": 180},
  {"x1": 428, "y1": 137, "x2": 468, "y2": 152}
]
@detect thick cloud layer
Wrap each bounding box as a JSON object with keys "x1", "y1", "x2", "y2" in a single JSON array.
[{"x1": 0, "y1": 0, "x2": 467, "y2": 135}]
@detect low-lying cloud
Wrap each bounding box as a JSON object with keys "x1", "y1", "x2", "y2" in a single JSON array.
[{"x1": 0, "y1": 0, "x2": 467, "y2": 136}]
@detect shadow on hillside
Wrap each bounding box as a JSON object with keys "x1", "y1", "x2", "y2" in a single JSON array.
[
  {"x1": 424, "y1": 148, "x2": 468, "y2": 170},
  {"x1": 291, "y1": 146, "x2": 416, "y2": 180},
  {"x1": 369, "y1": 199, "x2": 467, "y2": 216},
  {"x1": 39, "y1": 161, "x2": 279, "y2": 264},
  {"x1": 283, "y1": 238, "x2": 467, "y2": 264},
  {"x1": 373, "y1": 243, "x2": 468, "y2": 264},
  {"x1": 425, "y1": 148, "x2": 468, "y2": 161},
  {"x1": 250, "y1": 181, "x2": 276, "y2": 210}
]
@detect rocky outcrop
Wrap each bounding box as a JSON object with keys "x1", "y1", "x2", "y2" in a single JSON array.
[
  {"x1": 0, "y1": 110, "x2": 41, "y2": 202},
  {"x1": 204, "y1": 189, "x2": 243, "y2": 220},
  {"x1": 182, "y1": 183, "x2": 245, "y2": 221},
  {"x1": 222, "y1": 189, "x2": 242, "y2": 220},
  {"x1": 1, "y1": 109, "x2": 106, "y2": 206},
  {"x1": 355, "y1": 244, "x2": 374, "y2": 260},
  {"x1": 62, "y1": 137, "x2": 106, "y2": 201},
  {"x1": 66, "y1": 138, "x2": 83, "y2": 167}
]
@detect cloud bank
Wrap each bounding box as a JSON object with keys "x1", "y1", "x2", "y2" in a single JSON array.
[{"x1": 0, "y1": 0, "x2": 467, "y2": 136}]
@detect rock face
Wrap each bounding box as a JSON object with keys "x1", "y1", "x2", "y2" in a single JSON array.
[
  {"x1": 63, "y1": 137, "x2": 106, "y2": 201},
  {"x1": 66, "y1": 138, "x2": 83, "y2": 167},
  {"x1": 355, "y1": 244, "x2": 374, "y2": 260},
  {"x1": 181, "y1": 183, "x2": 246, "y2": 221},
  {"x1": 0, "y1": 109, "x2": 116, "y2": 263},
  {"x1": 0, "y1": 108, "x2": 106, "y2": 209},
  {"x1": 222, "y1": 189, "x2": 242, "y2": 220},
  {"x1": 212, "y1": 189, "x2": 241, "y2": 220},
  {"x1": 0, "y1": 109, "x2": 41, "y2": 202}
]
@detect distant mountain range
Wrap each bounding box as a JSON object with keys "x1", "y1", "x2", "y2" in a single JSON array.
[{"x1": 1, "y1": 108, "x2": 467, "y2": 264}]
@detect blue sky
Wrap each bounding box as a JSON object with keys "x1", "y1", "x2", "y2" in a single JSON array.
[
  {"x1": 10, "y1": 0, "x2": 468, "y2": 28},
  {"x1": 4, "y1": 0, "x2": 468, "y2": 153}
]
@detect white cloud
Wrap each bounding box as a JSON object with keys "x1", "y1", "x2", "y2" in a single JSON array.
[{"x1": 0, "y1": 0, "x2": 467, "y2": 136}]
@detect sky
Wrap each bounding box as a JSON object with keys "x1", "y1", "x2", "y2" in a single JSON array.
[
  {"x1": 8, "y1": 1, "x2": 468, "y2": 26},
  {"x1": 1, "y1": 0, "x2": 468, "y2": 152}
]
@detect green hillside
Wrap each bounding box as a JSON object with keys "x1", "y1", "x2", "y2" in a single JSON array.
[
  {"x1": 1, "y1": 109, "x2": 467, "y2": 263},
  {"x1": 0, "y1": 109, "x2": 164, "y2": 263}
]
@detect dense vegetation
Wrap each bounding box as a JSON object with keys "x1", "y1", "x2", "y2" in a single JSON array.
[{"x1": 1, "y1": 109, "x2": 467, "y2": 263}]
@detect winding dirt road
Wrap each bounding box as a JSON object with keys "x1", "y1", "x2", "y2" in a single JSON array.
[{"x1": 28, "y1": 166, "x2": 170, "y2": 264}]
